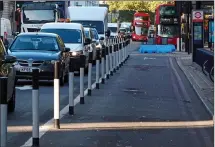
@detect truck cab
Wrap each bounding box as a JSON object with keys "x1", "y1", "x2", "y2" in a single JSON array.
[{"x1": 20, "y1": 2, "x2": 65, "y2": 33}]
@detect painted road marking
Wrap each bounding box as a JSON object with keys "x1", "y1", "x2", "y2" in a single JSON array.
[
  {"x1": 21, "y1": 78, "x2": 103, "y2": 147},
  {"x1": 144, "y1": 57, "x2": 156, "y2": 60},
  {"x1": 16, "y1": 85, "x2": 32, "y2": 90}
]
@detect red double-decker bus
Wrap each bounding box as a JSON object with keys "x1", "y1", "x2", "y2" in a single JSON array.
[
  {"x1": 154, "y1": 4, "x2": 179, "y2": 46},
  {"x1": 131, "y1": 12, "x2": 150, "y2": 42}
]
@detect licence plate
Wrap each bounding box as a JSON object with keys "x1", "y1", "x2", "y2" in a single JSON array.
[
  {"x1": 19, "y1": 67, "x2": 40, "y2": 72},
  {"x1": 19, "y1": 67, "x2": 32, "y2": 72}
]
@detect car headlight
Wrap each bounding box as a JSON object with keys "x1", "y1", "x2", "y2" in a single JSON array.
[
  {"x1": 43, "y1": 60, "x2": 56, "y2": 65},
  {"x1": 70, "y1": 50, "x2": 83, "y2": 56}
]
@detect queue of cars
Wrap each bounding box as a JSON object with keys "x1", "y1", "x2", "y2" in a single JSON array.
[{"x1": 1, "y1": 21, "x2": 105, "y2": 114}]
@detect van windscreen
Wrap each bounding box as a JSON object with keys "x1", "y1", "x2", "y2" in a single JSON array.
[{"x1": 71, "y1": 20, "x2": 104, "y2": 34}]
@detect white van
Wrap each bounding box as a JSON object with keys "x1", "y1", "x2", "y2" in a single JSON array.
[
  {"x1": 68, "y1": 6, "x2": 108, "y2": 39},
  {"x1": 0, "y1": 18, "x2": 13, "y2": 46},
  {"x1": 108, "y1": 23, "x2": 118, "y2": 37},
  {"x1": 40, "y1": 22, "x2": 91, "y2": 72}
]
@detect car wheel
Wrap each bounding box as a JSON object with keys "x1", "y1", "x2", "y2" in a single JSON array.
[{"x1": 8, "y1": 87, "x2": 16, "y2": 113}]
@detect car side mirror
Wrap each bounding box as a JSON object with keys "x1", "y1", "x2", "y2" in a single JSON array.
[
  {"x1": 3, "y1": 55, "x2": 16, "y2": 63},
  {"x1": 84, "y1": 38, "x2": 91, "y2": 45},
  {"x1": 12, "y1": 32, "x2": 19, "y2": 36},
  {"x1": 99, "y1": 37, "x2": 104, "y2": 41},
  {"x1": 64, "y1": 47, "x2": 70, "y2": 52}
]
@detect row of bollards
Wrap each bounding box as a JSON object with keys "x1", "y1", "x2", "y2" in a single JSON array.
[{"x1": 0, "y1": 36, "x2": 131, "y2": 147}]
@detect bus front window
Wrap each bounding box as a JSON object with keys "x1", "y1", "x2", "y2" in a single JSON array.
[
  {"x1": 160, "y1": 25, "x2": 179, "y2": 37},
  {"x1": 135, "y1": 27, "x2": 148, "y2": 36}
]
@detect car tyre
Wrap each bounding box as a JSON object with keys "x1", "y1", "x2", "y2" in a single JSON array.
[{"x1": 8, "y1": 87, "x2": 16, "y2": 113}]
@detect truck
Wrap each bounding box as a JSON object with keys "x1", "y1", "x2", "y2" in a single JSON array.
[
  {"x1": 17, "y1": 1, "x2": 69, "y2": 33},
  {"x1": 68, "y1": 6, "x2": 108, "y2": 39}
]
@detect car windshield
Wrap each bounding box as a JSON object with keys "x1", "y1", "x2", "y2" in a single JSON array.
[
  {"x1": 108, "y1": 27, "x2": 117, "y2": 33},
  {"x1": 120, "y1": 28, "x2": 126, "y2": 32},
  {"x1": 91, "y1": 29, "x2": 99, "y2": 40},
  {"x1": 23, "y1": 10, "x2": 55, "y2": 24},
  {"x1": 40, "y1": 29, "x2": 82, "y2": 43},
  {"x1": 84, "y1": 30, "x2": 90, "y2": 38},
  {"x1": 71, "y1": 20, "x2": 104, "y2": 34},
  {"x1": 159, "y1": 25, "x2": 179, "y2": 37},
  {"x1": 9, "y1": 35, "x2": 59, "y2": 51}
]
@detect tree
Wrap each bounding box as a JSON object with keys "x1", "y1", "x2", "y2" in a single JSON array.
[{"x1": 107, "y1": 1, "x2": 173, "y2": 23}]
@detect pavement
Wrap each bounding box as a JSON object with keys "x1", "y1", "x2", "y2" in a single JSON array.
[
  {"x1": 6, "y1": 43, "x2": 213, "y2": 147},
  {"x1": 175, "y1": 52, "x2": 214, "y2": 116}
]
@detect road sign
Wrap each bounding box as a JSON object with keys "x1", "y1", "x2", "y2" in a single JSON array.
[{"x1": 192, "y1": 10, "x2": 204, "y2": 22}]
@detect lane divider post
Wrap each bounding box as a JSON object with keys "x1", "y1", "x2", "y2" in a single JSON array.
[
  {"x1": 96, "y1": 49, "x2": 100, "y2": 89},
  {"x1": 105, "y1": 40, "x2": 109, "y2": 79},
  {"x1": 0, "y1": 77, "x2": 8, "y2": 147},
  {"x1": 87, "y1": 51, "x2": 93, "y2": 96},
  {"x1": 54, "y1": 61, "x2": 60, "y2": 129},
  {"x1": 69, "y1": 58, "x2": 75, "y2": 115},
  {"x1": 123, "y1": 37, "x2": 126, "y2": 63},
  {"x1": 113, "y1": 37, "x2": 116, "y2": 73},
  {"x1": 32, "y1": 69, "x2": 39, "y2": 147},
  {"x1": 80, "y1": 55, "x2": 85, "y2": 104},
  {"x1": 119, "y1": 37, "x2": 123, "y2": 67},
  {"x1": 109, "y1": 38, "x2": 113, "y2": 76},
  {"x1": 101, "y1": 46, "x2": 105, "y2": 84},
  {"x1": 116, "y1": 36, "x2": 119, "y2": 70}
]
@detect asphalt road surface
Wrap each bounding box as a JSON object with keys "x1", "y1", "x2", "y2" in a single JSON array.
[{"x1": 6, "y1": 42, "x2": 213, "y2": 147}]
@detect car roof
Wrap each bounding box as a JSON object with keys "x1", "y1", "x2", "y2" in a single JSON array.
[
  {"x1": 17, "y1": 32, "x2": 58, "y2": 37},
  {"x1": 41, "y1": 22, "x2": 83, "y2": 30}
]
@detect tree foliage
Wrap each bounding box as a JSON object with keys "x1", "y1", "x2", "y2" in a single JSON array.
[
  {"x1": 107, "y1": 1, "x2": 172, "y2": 12},
  {"x1": 107, "y1": 1, "x2": 174, "y2": 23}
]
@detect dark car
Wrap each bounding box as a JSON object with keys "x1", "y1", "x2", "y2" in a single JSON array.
[
  {"x1": 8, "y1": 32, "x2": 70, "y2": 86},
  {"x1": 0, "y1": 38, "x2": 17, "y2": 112}
]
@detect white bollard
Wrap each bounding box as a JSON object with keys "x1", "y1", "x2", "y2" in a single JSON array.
[
  {"x1": 80, "y1": 55, "x2": 85, "y2": 104},
  {"x1": 96, "y1": 49, "x2": 100, "y2": 89},
  {"x1": 116, "y1": 37, "x2": 119, "y2": 70},
  {"x1": 0, "y1": 77, "x2": 8, "y2": 147},
  {"x1": 113, "y1": 38, "x2": 116, "y2": 72},
  {"x1": 88, "y1": 52, "x2": 93, "y2": 96},
  {"x1": 32, "y1": 69, "x2": 39, "y2": 147},
  {"x1": 101, "y1": 47, "x2": 105, "y2": 84},
  {"x1": 54, "y1": 61, "x2": 60, "y2": 129},
  {"x1": 69, "y1": 58, "x2": 75, "y2": 115},
  {"x1": 110, "y1": 39, "x2": 113, "y2": 76},
  {"x1": 177, "y1": 38, "x2": 180, "y2": 51},
  {"x1": 105, "y1": 42, "x2": 109, "y2": 79}
]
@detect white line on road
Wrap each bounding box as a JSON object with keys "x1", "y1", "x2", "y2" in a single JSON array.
[
  {"x1": 21, "y1": 78, "x2": 102, "y2": 147},
  {"x1": 143, "y1": 57, "x2": 156, "y2": 60},
  {"x1": 16, "y1": 85, "x2": 32, "y2": 90}
]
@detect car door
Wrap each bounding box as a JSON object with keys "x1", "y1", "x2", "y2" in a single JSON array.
[
  {"x1": 0, "y1": 39, "x2": 15, "y2": 101},
  {"x1": 56, "y1": 36, "x2": 69, "y2": 72}
]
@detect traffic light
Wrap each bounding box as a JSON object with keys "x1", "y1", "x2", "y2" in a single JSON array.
[{"x1": 0, "y1": 1, "x2": 3, "y2": 11}]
